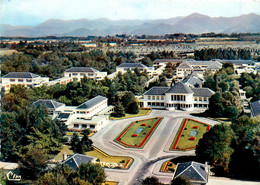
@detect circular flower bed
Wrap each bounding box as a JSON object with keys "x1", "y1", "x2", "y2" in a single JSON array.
[
  {"x1": 193, "y1": 126, "x2": 199, "y2": 129},
  {"x1": 131, "y1": 134, "x2": 138, "y2": 137},
  {"x1": 188, "y1": 137, "x2": 196, "y2": 140},
  {"x1": 140, "y1": 123, "x2": 147, "y2": 126}
]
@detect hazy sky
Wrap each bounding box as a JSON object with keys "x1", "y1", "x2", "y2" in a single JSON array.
[{"x1": 1, "y1": 0, "x2": 260, "y2": 26}]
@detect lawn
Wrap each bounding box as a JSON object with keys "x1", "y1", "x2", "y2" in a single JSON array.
[
  {"x1": 170, "y1": 119, "x2": 210, "y2": 151},
  {"x1": 115, "y1": 117, "x2": 163, "y2": 148},
  {"x1": 110, "y1": 109, "x2": 151, "y2": 120},
  {"x1": 54, "y1": 145, "x2": 133, "y2": 169},
  {"x1": 160, "y1": 161, "x2": 176, "y2": 173}
]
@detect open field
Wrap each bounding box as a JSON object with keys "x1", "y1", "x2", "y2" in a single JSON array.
[
  {"x1": 170, "y1": 118, "x2": 210, "y2": 151},
  {"x1": 115, "y1": 117, "x2": 163, "y2": 148},
  {"x1": 110, "y1": 109, "x2": 151, "y2": 120}
]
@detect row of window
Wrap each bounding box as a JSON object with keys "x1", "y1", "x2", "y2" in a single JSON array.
[
  {"x1": 9, "y1": 79, "x2": 32, "y2": 82},
  {"x1": 70, "y1": 73, "x2": 95, "y2": 76},
  {"x1": 194, "y1": 97, "x2": 208, "y2": 101},
  {"x1": 171, "y1": 95, "x2": 186, "y2": 101},
  {"x1": 74, "y1": 124, "x2": 96, "y2": 129},
  {"x1": 194, "y1": 104, "x2": 208, "y2": 108},
  {"x1": 147, "y1": 102, "x2": 164, "y2": 106},
  {"x1": 166, "y1": 104, "x2": 192, "y2": 108},
  {"x1": 147, "y1": 95, "x2": 164, "y2": 100}
]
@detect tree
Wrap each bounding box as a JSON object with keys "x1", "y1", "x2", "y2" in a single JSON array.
[
  {"x1": 127, "y1": 101, "x2": 139, "y2": 114},
  {"x1": 81, "y1": 129, "x2": 93, "y2": 152},
  {"x1": 224, "y1": 106, "x2": 239, "y2": 120},
  {"x1": 196, "y1": 124, "x2": 236, "y2": 175},
  {"x1": 70, "y1": 132, "x2": 80, "y2": 153},
  {"x1": 18, "y1": 148, "x2": 48, "y2": 180},
  {"x1": 112, "y1": 101, "x2": 125, "y2": 117},
  {"x1": 78, "y1": 162, "x2": 106, "y2": 185},
  {"x1": 171, "y1": 176, "x2": 192, "y2": 185},
  {"x1": 142, "y1": 176, "x2": 163, "y2": 185}
]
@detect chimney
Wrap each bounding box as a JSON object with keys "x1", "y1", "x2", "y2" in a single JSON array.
[{"x1": 63, "y1": 152, "x2": 67, "y2": 161}]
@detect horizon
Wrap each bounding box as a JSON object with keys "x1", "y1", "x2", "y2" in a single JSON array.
[{"x1": 1, "y1": 0, "x2": 260, "y2": 26}]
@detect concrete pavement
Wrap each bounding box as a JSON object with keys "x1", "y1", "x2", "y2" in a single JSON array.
[{"x1": 91, "y1": 109, "x2": 220, "y2": 185}]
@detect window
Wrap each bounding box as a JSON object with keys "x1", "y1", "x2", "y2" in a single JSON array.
[
  {"x1": 161, "y1": 96, "x2": 164, "y2": 100},
  {"x1": 10, "y1": 79, "x2": 15, "y2": 82},
  {"x1": 157, "y1": 96, "x2": 159, "y2": 100},
  {"x1": 194, "y1": 97, "x2": 198, "y2": 101},
  {"x1": 82, "y1": 124, "x2": 87, "y2": 128},
  {"x1": 90, "y1": 125, "x2": 95, "y2": 129},
  {"x1": 72, "y1": 73, "x2": 77, "y2": 76},
  {"x1": 204, "y1": 97, "x2": 207, "y2": 101},
  {"x1": 152, "y1": 96, "x2": 155, "y2": 100},
  {"x1": 18, "y1": 79, "x2": 23, "y2": 82},
  {"x1": 148, "y1": 96, "x2": 151, "y2": 100},
  {"x1": 199, "y1": 97, "x2": 202, "y2": 101},
  {"x1": 74, "y1": 124, "x2": 79, "y2": 128},
  {"x1": 26, "y1": 79, "x2": 32, "y2": 82},
  {"x1": 148, "y1": 102, "x2": 151, "y2": 106}
]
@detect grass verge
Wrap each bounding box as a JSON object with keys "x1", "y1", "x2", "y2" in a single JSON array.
[{"x1": 110, "y1": 109, "x2": 151, "y2": 120}]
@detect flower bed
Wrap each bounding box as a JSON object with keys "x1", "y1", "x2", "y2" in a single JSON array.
[
  {"x1": 170, "y1": 118, "x2": 211, "y2": 151},
  {"x1": 115, "y1": 117, "x2": 163, "y2": 148},
  {"x1": 140, "y1": 123, "x2": 146, "y2": 126}
]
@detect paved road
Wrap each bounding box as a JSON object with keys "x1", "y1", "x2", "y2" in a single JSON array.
[{"x1": 91, "y1": 109, "x2": 219, "y2": 185}]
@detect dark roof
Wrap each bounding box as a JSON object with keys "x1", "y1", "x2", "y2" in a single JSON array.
[
  {"x1": 165, "y1": 82, "x2": 193, "y2": 94},
  {"x1": 62, "y1": 153, "x2": 96, "y2": 170},
  {"x1": 219, "y1": 60, "x2": 255, "y2": 65},
  {"x1": 177, "y1": 62, "x2": 192, "y2": 69},
  {"x1": 2, "y1": 72, "x2": 40, "y2": 78},
  {"x1": 57, "y1": 113, "x2": 71, "y2": 119},
  {"x1": 32, "y1": 99, "x2": 65, "y2": 109},
  {"x1": 174, "y1": 161, "x2": 209, "y2": 183},
  {"x1": 65, "y1": 67, "x2": 98, "y2": 73},
  {"x1": 153, "y1": 59, "x2": 183, "y2": 63},
  {"x1": 117, "y1": 63, "x2": 147, "y2": 68},
  {"x1": 250, "y1": 100, "x2": 260, "y2": 117},
  {"x1": 191, "y1": 88, "x2": 215, "y2": 97},
  {"x1": 143, "y1": 86, "x2": 170, "y2": 95},
  {"x1": 77, "y1": 96, "x2": 107, "y2": 109},
  {"x1": 182, "y1": 74, "x2": 203, "y2": 87}
]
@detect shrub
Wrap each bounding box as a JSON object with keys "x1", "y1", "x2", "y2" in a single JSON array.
[
  {"x1": 141, "y1": 123, "x2": 146, "y2": 126},
  {"x1": 131, "y1": 134, "x2": 138, "y2": 137},
  {"x1": 188, "y1": 137, "x2": 196, "y2": 140},
  {"x1": 193, "y1": 126, "x2": 199, "y2": 129}
]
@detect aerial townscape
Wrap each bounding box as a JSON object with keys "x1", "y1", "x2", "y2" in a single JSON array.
[{"x1": 0, "y1": 1, "x2": 260, "y2": 185}]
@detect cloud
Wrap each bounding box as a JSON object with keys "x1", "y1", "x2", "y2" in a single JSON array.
[{"x1": 0, "y1": 0, "x2": 259, "y2": 25}]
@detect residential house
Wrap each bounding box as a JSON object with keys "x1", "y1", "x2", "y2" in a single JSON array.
[
  {"x1": 173, "y1": 161, "x2": 210, "y2": 185},
  {"x1": 62, "y1": 153, "x2": 97, "y2": 170}
]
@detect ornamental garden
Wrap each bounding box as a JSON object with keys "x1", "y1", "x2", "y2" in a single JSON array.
[
  {"x1": 170, "y1": 118, "x2": 210, "y2": 151},
  {"x1": 115, "y1": 117, "x2": 163, "y2": 148}
]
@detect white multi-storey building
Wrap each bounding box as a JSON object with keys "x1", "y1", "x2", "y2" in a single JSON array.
[
  {"x1": 64, "y1": 67, "x2": 107, "y2": 81},
  {"x1": 116, "y1": 63, "x2": 154, "y2": 77},
  {"x1": 139, "y1": 82, "x2": 215, "y2": 111},
  {"x1": 176, "y1": 59, "x2": 222, "y2": 79},
  {"x1": 217, "y1": 59, "x2": 256, "y2": 74},
  {"x1": 1, "y1": 72, "x2": 49, "y2": 91},
  {"x1": 33, "y1": 96, "x2": 114, "y2": 131}
]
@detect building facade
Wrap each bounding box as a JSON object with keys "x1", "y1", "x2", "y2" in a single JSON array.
[
  {"x1": 116, "y1": 63, "x2": 154, "y2": 77},
  {"x1": 64, "y1": 67, "x2": 107, "y2": 81},
  {"x1": 1, "y1": 72, "x2": 49, "y2": 91},
  {"x1": 139, "y1": 82, "x2": 214, "y2": 111}
]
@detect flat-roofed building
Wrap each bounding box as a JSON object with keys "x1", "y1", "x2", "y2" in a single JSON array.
[
  {"x1": 52, "y1": 96, "x2": 114, "y2": 131},
  {"x1": 1, "y1": 72, "x2": 49, "y2": 91},
  {"x1": 64, "y1": 67, "x2": 107, "y2": 81},
  {"x1": 250, "y1": 100, "x2": 260, "y2": 117}
]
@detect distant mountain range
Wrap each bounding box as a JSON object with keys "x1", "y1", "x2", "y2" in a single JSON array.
[{"x1": 1, "y1": 13, "x2": 260, "y2": 37}]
